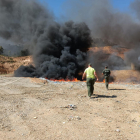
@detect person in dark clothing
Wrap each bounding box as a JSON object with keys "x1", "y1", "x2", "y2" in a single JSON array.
[{"x1": 102, "y1": 66, "x2": 111, "y2": 90}]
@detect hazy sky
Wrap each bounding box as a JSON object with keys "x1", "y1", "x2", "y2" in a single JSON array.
[{"x1": 39, "y1": 0, "x2": 135, "y2": 17}]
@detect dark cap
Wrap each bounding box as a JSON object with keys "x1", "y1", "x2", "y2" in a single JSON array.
[{"x1": 105, "y1": 66, "x2": 108, "y2": 68}]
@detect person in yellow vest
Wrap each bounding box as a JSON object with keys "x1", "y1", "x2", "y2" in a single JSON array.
[{"x1": 82, "y1": 63, "x2": 99, "y2": 98}]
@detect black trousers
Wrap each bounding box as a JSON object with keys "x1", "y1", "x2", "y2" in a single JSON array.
[
  {"x1": 86, "y1": 78, "x2": 95, "y2": 97},
  {"x1": 105, "y1": 76, "x2": 109, "y2": 89}
]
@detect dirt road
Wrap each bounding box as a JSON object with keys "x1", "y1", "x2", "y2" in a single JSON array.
[{"x1": 0, "y1": 76, "x2": 140, "y2": 140}]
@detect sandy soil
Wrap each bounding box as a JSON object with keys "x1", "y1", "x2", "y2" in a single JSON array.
[{"x1": 0, "y1": 76, "x2": 140, "y2": 140}]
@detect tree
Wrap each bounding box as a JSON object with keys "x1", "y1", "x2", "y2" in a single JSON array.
[{"x1": 0, "y1": 46, "x2": 3, "y2": 54}]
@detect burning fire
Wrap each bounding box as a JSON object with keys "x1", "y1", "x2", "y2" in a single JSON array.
[
  {"x1": 45, "y1": 77, "x2": 112, "y2": 83},
  {"x1": 45, "y1": 78, "x2": 80, "y2": 82}
]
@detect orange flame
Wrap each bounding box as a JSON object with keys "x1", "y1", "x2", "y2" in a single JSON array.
[
  {"x1": 96, "y1": 79, "x2": 105, "y2": 83},
  {"x1": 45, "y1": 77, "x2": 80, "y2": 82}
]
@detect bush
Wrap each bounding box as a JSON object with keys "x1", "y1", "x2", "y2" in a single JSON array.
[{"x1": 20, "y1": 49, "x2": 29, "y2": 56}]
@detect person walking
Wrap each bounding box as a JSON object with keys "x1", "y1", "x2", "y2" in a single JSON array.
[
  {"x1": 102, "y1": 66, "x2": 111, "y2": 90},
  {"x1": 82, "y1": 63, "x2": 98, "y2": 98}
]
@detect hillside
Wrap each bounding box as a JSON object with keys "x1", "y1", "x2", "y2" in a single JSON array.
[{"x1": 0, "y1": 55, "x2": 32, "y2": 74}]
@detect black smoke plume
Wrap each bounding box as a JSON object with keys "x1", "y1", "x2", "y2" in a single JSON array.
[
  {"x1": 15, "y1": 21, "x2": 92, "y2": 79},
  {"x1": 0, "y1": 0, "x2": 92, "y2": 79}
]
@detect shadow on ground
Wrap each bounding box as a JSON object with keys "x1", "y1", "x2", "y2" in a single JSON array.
[
  {"x1": 91, "y1": 94, "x2": 117, "y2": 99},
  {"x1": 109, "y1": 89, "x2": 126, "y2": 90}
]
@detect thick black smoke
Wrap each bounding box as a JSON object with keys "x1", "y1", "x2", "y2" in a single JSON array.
[
  {"x1": 15, "y1": 21, "x2": 92, "y2": 79},
  {"x1": 0, "y1": 0, "x2": 53, "y2": 43},
  {"x1": 0, "y1": 0, "x2": 92, "y2": 79},
  {"x1": 0, "y1": 0, "x2": 53, "y2": 56}
]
